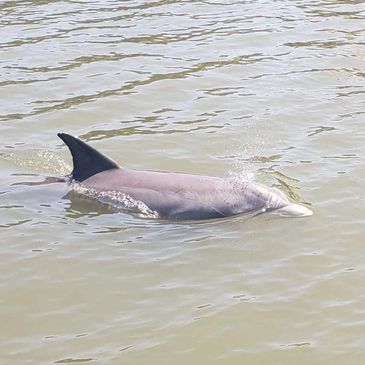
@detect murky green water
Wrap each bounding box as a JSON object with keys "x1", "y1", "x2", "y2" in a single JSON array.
[{"x1": 1, "y1": 1, "x2": 365, "y2": 364}]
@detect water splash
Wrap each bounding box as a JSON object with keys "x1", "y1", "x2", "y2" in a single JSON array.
[
  {"x1": 227, "y1": 139, "x2": 267, "y2": 182},
  {"x1": 226, "y1": 141, "x2": 311, "y2": 207},
  {"x1": 72, "y1": 182, "x2": 159, "y2": 219},
  {"x1": 2, "y1": 149, "x2": 71, "y2": 175}
]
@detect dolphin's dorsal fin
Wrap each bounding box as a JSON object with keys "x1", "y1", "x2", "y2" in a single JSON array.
[{"x1": 58, "y1": 133, "x2": 119, "y2": 182}]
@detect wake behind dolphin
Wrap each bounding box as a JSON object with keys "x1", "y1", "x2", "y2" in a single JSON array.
[{"x1": 58, "y1": 133, "x2": 312, "y2": 220}]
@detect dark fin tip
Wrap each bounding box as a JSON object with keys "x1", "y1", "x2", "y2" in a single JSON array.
[{"x1": 58, "y1": 133, "x2": 119, "y2": 182}]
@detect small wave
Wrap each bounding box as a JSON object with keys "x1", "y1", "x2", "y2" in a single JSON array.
[{"x1": 72, "y1": 182, "x2": 159, "y2": 219}]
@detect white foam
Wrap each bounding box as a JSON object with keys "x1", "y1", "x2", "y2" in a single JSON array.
[{"x1": 72, "y1": 182, "x2": 159, "y2": 219}]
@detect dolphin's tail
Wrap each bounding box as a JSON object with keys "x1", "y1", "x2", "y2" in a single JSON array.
[
  {"x1": 275, "y1": 203, "x2": 313, "y2": 217},
  {"x1": 58, "y1": 133, "x2": 119, "y2": 182}
]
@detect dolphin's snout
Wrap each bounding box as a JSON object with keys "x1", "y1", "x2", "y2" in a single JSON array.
[{"x1": 275, "y1": 203, "x2": 313, "y2": 217}]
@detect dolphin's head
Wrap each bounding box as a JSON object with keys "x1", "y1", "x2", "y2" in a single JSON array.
[{"x1": 265, "y1": 186, "x2": 313, "y2": 217}]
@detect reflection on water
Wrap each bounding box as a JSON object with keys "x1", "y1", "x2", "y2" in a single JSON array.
[{"x1": 1, "y1": 0, "x2": 365, "y2": 364}]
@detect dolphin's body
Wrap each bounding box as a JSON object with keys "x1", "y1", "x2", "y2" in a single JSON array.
[{"x1": 58, "y1": 133, "x2": 312, "y2": 220}]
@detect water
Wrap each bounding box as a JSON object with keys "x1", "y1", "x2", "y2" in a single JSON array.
[{"x1": 1, "y1": 0, "x2": 365, "y2": 364}]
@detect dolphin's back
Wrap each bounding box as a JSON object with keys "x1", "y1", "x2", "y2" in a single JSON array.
[{"x1": 82, "y1": 168, "x2": 267, "y2": 219}]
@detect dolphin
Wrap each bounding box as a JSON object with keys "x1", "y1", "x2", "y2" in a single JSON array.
[{"x1": 58, "y1": 133, "x2": 312, "y2": 220}]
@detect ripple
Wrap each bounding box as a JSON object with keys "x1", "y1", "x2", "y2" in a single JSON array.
[
  {"x1": 54, "y1": 358, "x2": 94, "y2": 364},
  {"x1": 0, "y1": 218, "x2": 32, "y2": 228},
  {"x1": 1, "y1": 0, "x2": 365, "y2": 364},
  {"x1": 0, "y1": 52, "x2": 266, "y2": 122}
]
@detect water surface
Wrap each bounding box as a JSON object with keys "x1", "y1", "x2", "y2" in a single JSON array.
[{"x1": 1, "y1": 1, "x2": 365, "y2": 364}]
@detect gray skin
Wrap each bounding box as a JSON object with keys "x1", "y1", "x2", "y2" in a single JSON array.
[{"x1": 58, "y1": 133, "x2": 312, "y2": 220}]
